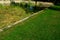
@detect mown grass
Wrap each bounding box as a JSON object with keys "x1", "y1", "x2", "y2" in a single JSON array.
[
  {"x1": 0, "y1": 5, "x2": 31, "y2": 28},
  {"x1": 0, "y1": 8, "x2": 60, "y2": 40}
]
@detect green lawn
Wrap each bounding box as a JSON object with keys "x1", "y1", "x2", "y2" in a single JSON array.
[
  {"x1": 0, "y1": 8, "x2": 60, "y2": 40},
  {"x1": 0, "y1": 5, "x2": 31, "y2": 28}
]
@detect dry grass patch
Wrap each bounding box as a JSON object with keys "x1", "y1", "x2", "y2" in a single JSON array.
[{"x1": 0, "y1": 5, "x2": 31, "y2": 28}]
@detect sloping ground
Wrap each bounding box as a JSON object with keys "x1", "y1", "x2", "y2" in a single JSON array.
[
  {"x1": 0, "y1": 9, "x2": 60, "y2": 40},
  {"x1": 0, "y1": 5, "x2": 30, "y2": 28}
]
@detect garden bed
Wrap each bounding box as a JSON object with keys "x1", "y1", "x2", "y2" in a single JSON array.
[
  {"x1": 0, "y1": 5, "x2": 31, "y2": 28},
  {"x1": 0, "y1": 2, "x2": 46, "y2": 28},
  {"x1": 19, "y1": 2, "x2": 46, "y2": 13}
]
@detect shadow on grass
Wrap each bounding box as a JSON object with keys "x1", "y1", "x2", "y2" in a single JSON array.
[{"x1": 48, "y1": 5, "x2": 60, "y2": 11}]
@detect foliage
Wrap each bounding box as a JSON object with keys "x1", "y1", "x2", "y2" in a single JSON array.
[
  {"x1": 19, "y1": 2, "x2": 45, "y2": 13},
  {"x1": 10, "y1": 2, "x2": 20, "y2": 6},
  {"x1": 0, "y1": 5, "x2": 30, "y2": 28}
]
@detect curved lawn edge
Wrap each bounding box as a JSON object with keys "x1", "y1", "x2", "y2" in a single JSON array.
[{"x1": 0, "y1": 10, "x2": 44, "y2": 32}]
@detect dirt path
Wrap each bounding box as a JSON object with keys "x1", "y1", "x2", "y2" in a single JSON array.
[{"x1": 0, "y1": 10, "x2": 44, "y2": 32}]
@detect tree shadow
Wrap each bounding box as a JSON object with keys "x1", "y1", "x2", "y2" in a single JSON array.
[{"x1": 48, "y1": 6, "x2": 60, "y2": 11}]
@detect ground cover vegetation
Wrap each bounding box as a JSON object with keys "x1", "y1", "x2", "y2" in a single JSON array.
[
  {"x1": 0, "y1": 8, "x2": 60, "y2": 40},
  {"x1": 0, "y1": 4, "x2": 31, "y2": 28}
]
